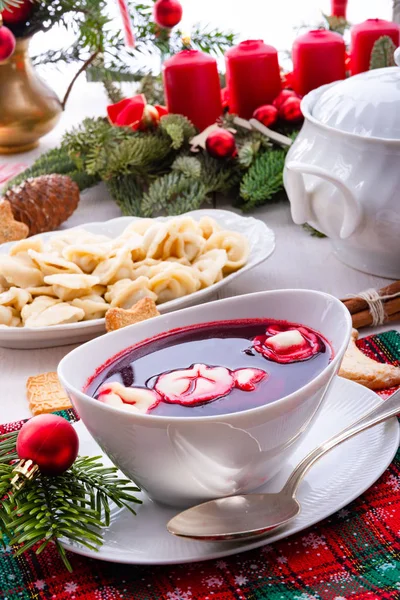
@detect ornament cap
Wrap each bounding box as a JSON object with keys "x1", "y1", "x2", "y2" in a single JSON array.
[{"x1": 11, "y1": 459, "x2": 39, "y2": 490}]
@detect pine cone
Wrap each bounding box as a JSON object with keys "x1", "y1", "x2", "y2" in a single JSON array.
[{"x1": 3, "y1": 175, "x2": 80, "y2": 236}]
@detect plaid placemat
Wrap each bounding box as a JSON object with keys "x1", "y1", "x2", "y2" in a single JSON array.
[{"x1": 1, "y1": 332, "x2": 400, "y2": 600}]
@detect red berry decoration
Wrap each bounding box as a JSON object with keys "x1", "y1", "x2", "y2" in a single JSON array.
[
  {"x1": 253, "y1": 105, "x2": 278, "y2": 128},
  {"x1": 279, "y1": 97, "x2": 303, "y2": 122},
  {"x1": 0, "y1": 23, "x2": 15, "y2": 61},
  {"x1": 153, "y1": 0, "x2": 182, "y2": 29},
  {"x1": 273, "y1": 89, "x2": 298, "y2": 110},
  {"x1": 2, "y1": 0, "x2": 33, "y2": 24},
  {"x1": 17, "y1": 414, "x2": 79, "y2": 476},
  {"x1": 206, "y1": 128, "x2": 236, "y2": 159}
]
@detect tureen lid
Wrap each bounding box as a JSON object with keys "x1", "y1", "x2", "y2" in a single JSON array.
[{"x1": 311, "y1": 48, "x2": 400, "y2": 140}]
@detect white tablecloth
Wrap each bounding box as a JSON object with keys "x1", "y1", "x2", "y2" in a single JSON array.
[{"x1": 0, "y1": 81, "x2": 397, "y2": 424}]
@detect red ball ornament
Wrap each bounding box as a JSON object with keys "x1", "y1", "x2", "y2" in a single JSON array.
[
  {"x1": 17, "y1": 414, "x2": 79, "y2": 476},
  {"x1": 253, "y1": 104, "x2": 278, "y2": 128},
  {"x1": 206, "y1": 128, "x2": 236, "y2": 159},
  {"x1": 0, "y1": 24, "x2": 15, "y2": 61},
  {"x1": 279, "y1": 97, "x2": 303, "y2": 122},
  {"x1": 2, "y1": 0, "x2": 33, "y2": 24},
  {"x1": 273, "y1": 89, "x2": 298, "y2": 110},
  {"x1": 153, "y1": 0, "x2": 182, "y2": 29}
]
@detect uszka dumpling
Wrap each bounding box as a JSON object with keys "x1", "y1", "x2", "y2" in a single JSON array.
[
  {"x1": 198, "y1": 216, "x2": 221, "y2": 240},
  {"x1": 28, "y1": 250, "x2": 83, "y2": 276},
  {"x1": 193, "y1": 249, "x2": 227, "y2": 288},
  {"x1": 44, "y1": 274, "x2": 100, "y2": 301},
  {"x1": 0, "y1": 255, "x2": 43, "y2": 288},
  {"x1": 24, "y1": 302, "x2": 85, "y2": 328},
  {"x1": 105, "y1": 277, "x2": 157, "y2": 309},
  {"x1": 71, "y1": 295, "x2": 109, "y2": 320},
  {"x1": 142, "y1": 223, "x2": 170, "y2": 260},
  {"x1": 92, "y1": 249, "x2": 134, "y2": 285},
  {"x1": 162, "y1": 226, "x2": 205, "y2": 262},
  {"x1": 205, "y1": 231, "x2": 250, "y2": 274},
  {"x1": 109, "y1": 232, "x2": 145, "y2": 263},
  {"x1": 131, "y1": 258, "x2": 161, "y2": 279},
  {"x1": 0, "y1": 287, "x2": 32, "y2": 312},
  {"x1": 149, "y1": 264, "x2": 200, "y2": 304},
  {"x1": 119, "y1": 219, "x2": 153, "y2": 238},
  {"x1": 21, "y1": 296, "x2": 61, "y2": 325},
  {"x1": 0, "y1": 305, "x2": 21, "y2": 327},
  {"x1": 9, "y1": 237, "x2": 44, "y2": 257},
  {"x1": 62, "y1": 244, "x2": 112, "y2": 274}
]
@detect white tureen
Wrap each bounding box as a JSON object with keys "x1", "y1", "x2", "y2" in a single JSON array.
[{"x1": 284, "y1": 48, "x2": 400, "y2": 278}]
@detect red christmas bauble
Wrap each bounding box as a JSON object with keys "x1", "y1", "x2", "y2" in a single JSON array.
[
  {"x1": 0, "y1": 25, "x2": 15, "y2": 61},
  {"x1": 2, "y1": 0, "x2": 33, "y2": 24},
  {"x1": 206, "y1": 128, "x2": 236, "y2": 159},
  {"x1": 279, "y1": 97, "x2": 303, "y2": 122},
  {"x1": 153, "y1": 0, "x2": 182, "y2": 29},
  {"x1": 253, "y1": 104, "x2": 278, "y2": 128},
  {"x1": 272, "y1": 89, "x2": 298, "y2": 110},
  {"x1": 17, "y1": 414, "x2": 79, "y2": 476}
]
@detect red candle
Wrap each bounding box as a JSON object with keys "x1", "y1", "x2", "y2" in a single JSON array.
[
  {"x1": 163, "y1": 49, "x2": 222, "y2": 132},
  {"x1": 330, "y1": 0, "x2": 348, "y2": 18},
  {"x1": 350, "y1": 19, "x2": 400, "y2": 75},
  {"x1": 225, "y1": 40, "x2": 281, "y2": 119},
  {"x1": 292, "y1": 30, "x2": 346, "y2": 97}
]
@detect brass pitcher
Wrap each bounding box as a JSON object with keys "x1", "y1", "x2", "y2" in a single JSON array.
[{"x1": 0, "y1": 38, "x2": 62, "y2": 154}]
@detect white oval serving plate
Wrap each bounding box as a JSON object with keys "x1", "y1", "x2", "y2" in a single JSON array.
[{"x1": 0, "y1": 209, "x2": 275, "y2": 349}]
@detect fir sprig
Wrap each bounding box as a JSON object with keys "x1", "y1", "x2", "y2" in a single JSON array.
[
  {"x1": 240, "y1": 148, "x2": 287, "y2": 209},
  {"x1": 0, "y1": 430, "x2": 141, "y2": 572}
]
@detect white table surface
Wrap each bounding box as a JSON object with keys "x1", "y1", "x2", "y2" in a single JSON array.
[{"x1": 0, "y1": 80, "x2": 398, "y2": 424}]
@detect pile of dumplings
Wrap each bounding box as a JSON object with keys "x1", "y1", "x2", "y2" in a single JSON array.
[{"x1": 0, "y1": 215, "x2": 250, "y2": 328}]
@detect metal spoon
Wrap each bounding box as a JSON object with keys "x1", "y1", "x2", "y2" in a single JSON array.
[{"x1": 167, "y1": 388, "x2": 400, "y2": 541}]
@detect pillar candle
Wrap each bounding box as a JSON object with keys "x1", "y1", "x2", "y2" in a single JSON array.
[
  {"x1": 225, "y1": 40, "x2": 281, "y2": 119},
  {"x1": 330, "y1": 0, "x2": 348, "y2": 18},
  {"x1": 292, "y1": 30, "x2": 346, "y2": 97},
  {"x1": 350, "y1": 19, "x2": 400, "y2": 75},
  {"x1": 163, "y1": 49, "x2": 222, "y2": 132}
]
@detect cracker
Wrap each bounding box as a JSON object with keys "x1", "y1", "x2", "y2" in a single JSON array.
[
  {"x1": 105, "y1": 297, "x2": 160, "y2": 332},
  {"x1": 0, "y1": 200, "x2": 29, "y2": 244},
  {"x1": 339, "y1": 329, "x2": 400, "y2": 390},
  {"x1": 26, "y1": 371, "x2": 72, "y2": 415}
]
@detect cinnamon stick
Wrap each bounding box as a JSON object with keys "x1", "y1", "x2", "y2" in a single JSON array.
[
  {"x1": 341, "y1": 281, "x2": 400, "y2": 315},
  {"x1": 351, "y1": 297, "x2": 400, "y2": 329}
]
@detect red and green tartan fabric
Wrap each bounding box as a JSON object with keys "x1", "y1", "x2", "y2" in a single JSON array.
[{"x1": 1, "y1": 331, "x2": 400, "y2": 600}]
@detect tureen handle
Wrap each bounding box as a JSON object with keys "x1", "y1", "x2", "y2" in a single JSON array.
[
  {"x1": 285, "y1": 161, "x2": 362, "y2": 239},
  {"x1": 395, "y1": 47, "x2": 400, "y2": 67}
]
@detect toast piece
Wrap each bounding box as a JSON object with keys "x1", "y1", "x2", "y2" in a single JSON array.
[
  {"x1": 105, "y1": 297, "x2": 160, "y2": 332},
  {"x1": 27, "y1": 371, "x2": 72, "y2": 415},
  {"x1": 339, "y1": 329, "x2": 400, "y2": 390}
]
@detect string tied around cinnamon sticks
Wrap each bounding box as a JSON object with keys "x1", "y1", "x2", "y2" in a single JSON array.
[{"x1": 341, "y1": 281, "x2": 400, "y2": 329}]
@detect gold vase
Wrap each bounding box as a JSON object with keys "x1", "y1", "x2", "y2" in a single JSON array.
[{"x1": 0, "y1": 38, "x2": 62, "y2": 154}]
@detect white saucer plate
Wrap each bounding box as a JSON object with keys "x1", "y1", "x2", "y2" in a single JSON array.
[
  {"x1": 62, "y1": 377, "x2": 400, "y2": 565},
  {"x1": 0, "y1": 209, "x2": 274, "y2": 349}
]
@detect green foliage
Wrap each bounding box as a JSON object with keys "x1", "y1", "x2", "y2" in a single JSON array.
[
  {"x1": 370, "y1": 35, "x2": 396, "y2": 70},
  {"x1": 302, "y1": 223, "x2": 326, "y2": 238},
  {"x1": 240, "y1": 148, "x2": 287, "y2": 210},
  {"x1": 5, "y1": 147, "x2": 100, "y2": 192},
  {"x1": 10, "y1": 111, "x2": 301, "y2": 217},
  {"x1": 0, "y1": 430, "x2": 140, "y2": 572}
]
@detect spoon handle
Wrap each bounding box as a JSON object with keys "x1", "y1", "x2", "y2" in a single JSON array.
[{"x1": 283, "y1": 387, "x2": 400, "y2": 496}]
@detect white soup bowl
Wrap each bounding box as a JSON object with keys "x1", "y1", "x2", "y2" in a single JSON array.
[{"x1": 58, "y1": 290, "x2": 352, "y2": 507}]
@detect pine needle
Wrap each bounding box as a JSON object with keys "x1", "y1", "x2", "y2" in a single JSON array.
[{"x1": 240, "y1": 148, "x2": 287, "y2": 209}]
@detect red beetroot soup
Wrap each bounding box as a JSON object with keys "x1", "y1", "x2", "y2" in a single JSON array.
[{"x1": 87, "y1": 319, "x2": 331, "y2": 417}]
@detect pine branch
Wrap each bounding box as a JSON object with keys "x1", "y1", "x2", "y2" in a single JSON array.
[
  {"x1": 61, "y1": 50, "x2": 100, "y2": 110},
  {"x1": 240, "y1": 148, "x2": 287, "y2": 209},
  {"x1": 4, "y1": 147, "x2": 99, "y2": 192},
  {"x1": 159, "y1": 114, "x2": 197, "y2": 149},
  {"x1": 370, "y1": 35, "x2": 397, "y2": 69},
  {"x1": 106, "y1": 176, "x2": 146, "y2": 216},
  {"x1": 141, "y1": 171, "x2": 209, "y2": 217},
  {"x1": 172, "y1": 156, "x2": 202, "y2": 179},
  {"x1": 0, "y1": 434, "x2": 141, "y2": 572}
]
